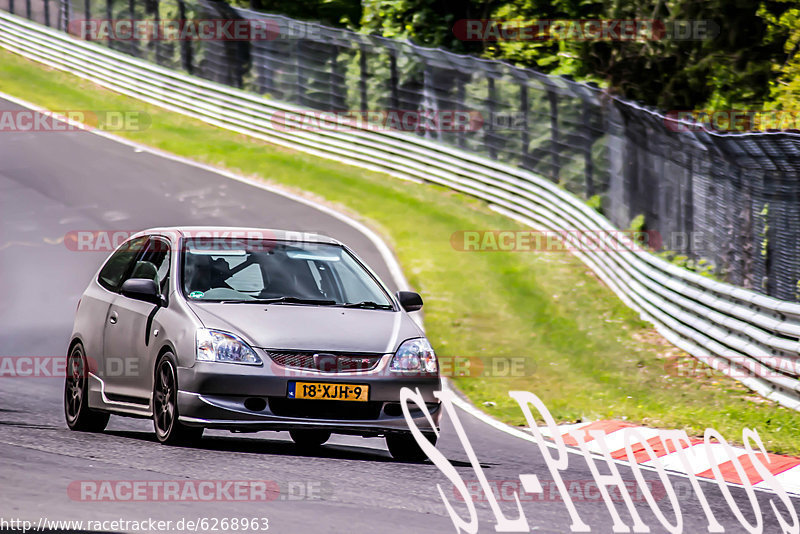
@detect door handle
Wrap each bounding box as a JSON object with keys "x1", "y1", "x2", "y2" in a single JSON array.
[{"x1": 109, "y1": 312, "x2": 118, "y2": 324}]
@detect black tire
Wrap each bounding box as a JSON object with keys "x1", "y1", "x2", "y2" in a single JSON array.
[
  {"x1": 290, "y1": 429, "x2": 331, "y2": 450},
  {"x1": 153, "y1": 354, "x2": 203, "y2": 446},
  {"x1": 64, "y1": 343, "x2": 110, "y2": 432},
  {"x1": 386, "y1": 432, "x2": 436, "y2": 462}
]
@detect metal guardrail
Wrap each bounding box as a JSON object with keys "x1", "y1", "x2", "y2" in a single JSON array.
[{"x1": 2, "y1": 11, "x2": 799, "y2": 410}]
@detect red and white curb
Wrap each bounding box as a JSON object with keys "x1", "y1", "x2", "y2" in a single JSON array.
[
  {"x1": 444, "y1": 385, "x2": 800, "y2": 498},
  {"x1": 537, "y1": 420, "x2": 800, "y2": 496}
]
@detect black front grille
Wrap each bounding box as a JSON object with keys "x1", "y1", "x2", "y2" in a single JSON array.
[
  {"x1": 266, "y1": 350, "x2": 382, "y2": 373},
  {"x1": 268, "y1": 397, "x2": 383, "y2": 420}
]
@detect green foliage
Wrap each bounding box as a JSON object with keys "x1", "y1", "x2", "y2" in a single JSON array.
[
  {"x1": 586, "y1": 194, "x2": 603, "y2": 213},
  {"x1": 228, "y1": 0, "x2": 361, "y2": 27},
  {"x1": 658, "y1": 250, "x2": 719, "y2": 279},
  {"x1": 763, "y1": 1, "x2": 800, "y2": 110},
  {"x1": 359, "y1": 0, "x2": 499, "y2": 51},
  {"x1": 359, "y1": 0, "x2": 798, "y2": 110},
  {"x1": 629, "y1": 213, "x2": 646, "y2": 233}
]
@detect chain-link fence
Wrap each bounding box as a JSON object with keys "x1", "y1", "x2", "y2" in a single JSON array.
[{"x1": 3, "y1": 0, "x2": 800, "y2": 300}]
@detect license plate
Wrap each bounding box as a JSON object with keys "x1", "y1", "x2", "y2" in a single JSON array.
[{"x1": 288, "y1": 381, "x2": 369, "y2": 402}]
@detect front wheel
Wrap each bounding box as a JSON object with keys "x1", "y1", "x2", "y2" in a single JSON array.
[
  {"x1": 153, "y1": 354, "x2": 203, "y2": 446},
  {"x1": 386, "y1": 432, "x2": 436, "y2": 462},
  {"x1": 64, "y1": 343, "x2": 109, "y2": 432}
]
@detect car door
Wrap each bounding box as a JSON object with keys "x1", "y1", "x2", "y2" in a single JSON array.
[
  {"x1": 85, "y1": 236, "x2": 148, "y2": 379},
  {"x1": 101, "y1": 235, "x2": 171, "y2": 403}
]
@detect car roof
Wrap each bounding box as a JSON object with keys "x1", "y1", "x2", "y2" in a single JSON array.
[{"x1": 131, "y1": 226, "x2": 342, "y2": 245}]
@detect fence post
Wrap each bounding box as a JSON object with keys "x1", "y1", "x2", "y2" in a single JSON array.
[
  {"x1": 456, "y1": 75, "x2": 465, "y2": 149},
  {"x1": 177, "y1": 0, "x2": 193, "y2": 73},
  {"x1": 25, "y1": 0, "x2": 31, "y2": 19},
  {"x1": 83, "y1": 0, "x2": 89, "y2": 31},
  {"x1": 548, "y1": 88, "x2": 560, "y2": 183},
  {"x1": 359, "y1": 44, "x2": 368, "y2": 110},
  {"x1": 295, "y1": 39, "x2": 305, "y2": 106},
  {"x1": 485, "y1": 77, "x2": 496, "y2": 160},
  {"x1": 9, "y1": 0, "x2": 14, "y2": 15},
  {"x1": 59, "y1": 0, "x2": 68, "y2": 32},
  {"x1": 389, "y1": 52, "x2": 399, "y2": 110},
  {"x1": 520, "y1": 83, "x2": 530, "y2": 169},
  {"x1": 763, "y1": 175, "x2": 776, "y2": 296},
  {"x1": 105, "y1": 0, "x2": 112, "y2": 47},
  {"x1": 152, "y1": 0, "x2": 161, "y2": 65},
  {"x1": 582, "y1": 99, "x2": 594, "y2": 197},
  {"x1": 684, "y1": 153, "x2": 694, "y2": 253},
  {"x1": 329, "y1": 45, "x2": 345, "y2": 110}
]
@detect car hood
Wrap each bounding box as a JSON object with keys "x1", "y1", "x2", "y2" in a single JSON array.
[{"x1": 186, "y1": 302, "x2": 424, "y2": 353}]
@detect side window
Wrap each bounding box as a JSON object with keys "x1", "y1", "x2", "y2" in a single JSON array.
[
  {"x1": 135, "y1": 237, "x2": 171, "y2": 293},
  {"x1": 97, "y1": 236, "x2": 148, "y2": 292}
]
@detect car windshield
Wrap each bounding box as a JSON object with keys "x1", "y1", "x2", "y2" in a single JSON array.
[{"x1": 181, "y1": 237, "x2": 393, "y2": 307}]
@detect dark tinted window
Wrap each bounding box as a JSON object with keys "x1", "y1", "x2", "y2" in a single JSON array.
[{"x1": 97, "y1": 236, "x2": 148, "y2": 291}]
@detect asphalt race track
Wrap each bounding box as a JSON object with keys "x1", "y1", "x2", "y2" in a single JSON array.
[{"x1": 1, "y1": 96, "x2": 797, "y2": 533}]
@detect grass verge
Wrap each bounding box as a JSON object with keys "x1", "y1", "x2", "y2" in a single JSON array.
[{"x1": 2, "y1": 48, "x2": 798, "y2": 454}]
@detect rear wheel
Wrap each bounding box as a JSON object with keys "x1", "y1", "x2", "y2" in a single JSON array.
[
  {"x1": 386, "y1": 432, "x2": 436, "y2": 462},
  {"x1": 153, "y1": 354, "x2": 203, "y2": 445},
  {"x1": 290, "y1": 429, "x2": 331, "y2": 450},
  {"x1": 64, "y1": 343, "x2": 109, "y2": 432}
]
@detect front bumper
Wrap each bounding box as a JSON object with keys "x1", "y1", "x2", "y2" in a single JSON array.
[{"x1": 176, "y1": 358, "x2": 442, "y2": 436}]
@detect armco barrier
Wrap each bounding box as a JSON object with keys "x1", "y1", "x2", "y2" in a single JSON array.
[{"x1": 1, "y1": 11, "x2": 799, "y2": 410}]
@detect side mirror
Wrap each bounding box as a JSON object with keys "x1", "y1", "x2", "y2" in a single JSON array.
[
  {"x1": 396, "y1": 291, "x2": 423, "y2": 312},
  {"x1": 120, "y1": 278, "x2": 164, "y2": 306}
]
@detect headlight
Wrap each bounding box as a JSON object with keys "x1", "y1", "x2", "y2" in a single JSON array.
[
  {"x1": 196, "y1": 328, "x2": 262, "y2": 365},
  {"x1": 390, "y1": 338, "x2": 437, "y2": 374}
]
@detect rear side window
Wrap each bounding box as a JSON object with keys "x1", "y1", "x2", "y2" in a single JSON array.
[{"x1": 97, "y1": 236, "x2": 148, "y2": 291}]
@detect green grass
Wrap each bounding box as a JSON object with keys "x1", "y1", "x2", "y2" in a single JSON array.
[{"x1": 2, "y1": 48, "x2": 798, "y2": 454}]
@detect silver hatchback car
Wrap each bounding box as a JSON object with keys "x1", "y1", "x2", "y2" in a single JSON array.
[{"x1": 65, "y1": 227, "x2": 441, "y2": 460}]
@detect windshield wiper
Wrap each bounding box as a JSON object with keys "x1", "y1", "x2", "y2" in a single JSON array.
[
  {"x1": 342, "y1": 301, "x2": 394, "y2": 310},
  {"x1": 258, "y1": 296, "x2": 337, "y2": 305},
  {"x1": 218, "y1": 297, "x2": 337, "y2": 305}
]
